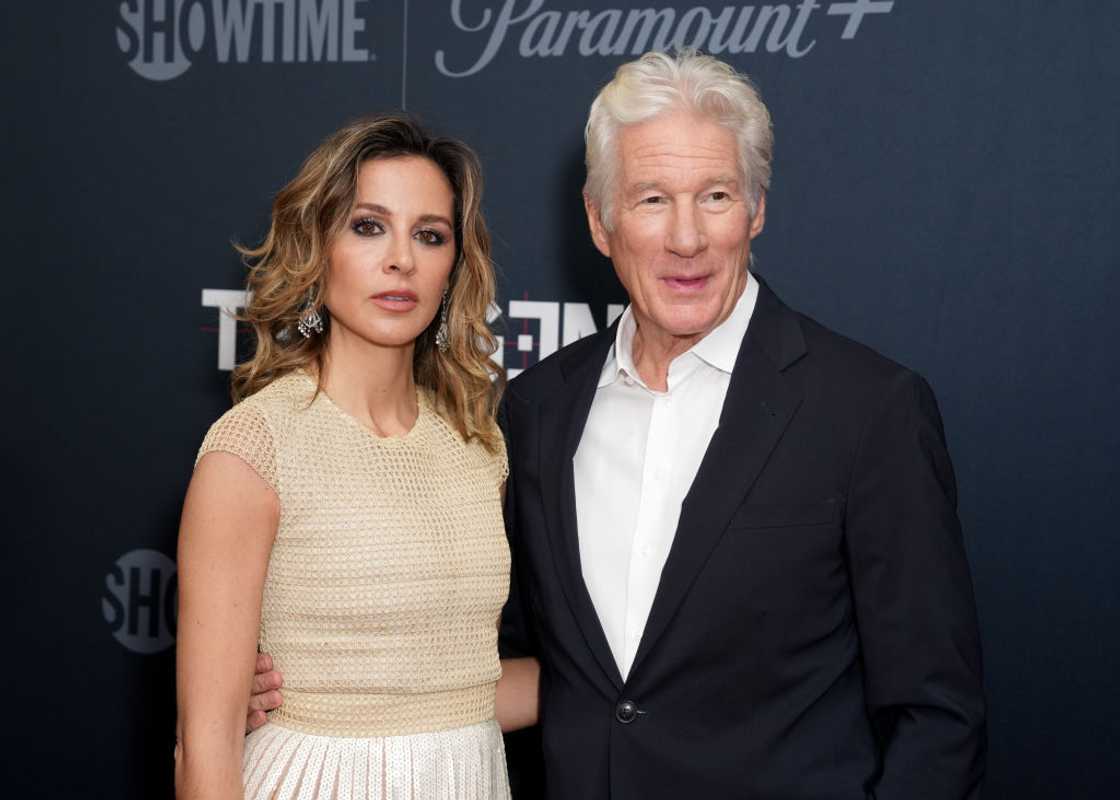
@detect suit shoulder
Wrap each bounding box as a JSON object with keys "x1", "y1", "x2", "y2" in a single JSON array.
[
  {"x1": 785, "y1": 311, "x2": 945, "y2": 448},
  {"x1": 505, "y1": 328, "x2": 611, "y2": 405},
  {"x1": 794, "y1": 312, "x2": 921, "y2": 391}
]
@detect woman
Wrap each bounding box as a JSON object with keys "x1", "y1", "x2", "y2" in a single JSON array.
[{"x1": 175, "y1": 115, "x2": 537, "y2": 800}]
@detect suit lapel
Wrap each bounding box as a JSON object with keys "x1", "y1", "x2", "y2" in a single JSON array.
[
  {"x1": 629, "y1": 277, "x2": 807, "y2": 677},
  {"x1": 538, "y1": 327, "x2": 625, "y2": 692}
]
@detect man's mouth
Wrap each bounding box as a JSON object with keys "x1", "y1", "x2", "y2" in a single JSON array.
[{"x1": 662, "y1": 275, "x2": 711, "y2": 292}]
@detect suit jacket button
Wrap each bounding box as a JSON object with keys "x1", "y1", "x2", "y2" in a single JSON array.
[{"x1": 615, "y1": 700, "x2": 638, "y2": 724}]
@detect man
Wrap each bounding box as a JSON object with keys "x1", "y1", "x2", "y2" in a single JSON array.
[{"x1": 251, "y1": 51, "x2": 986, "y2": 798}]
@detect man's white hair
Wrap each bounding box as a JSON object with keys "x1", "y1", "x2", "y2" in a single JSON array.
[{"x1": 584, "y1": 50, "x2": 774, "y2": 230}]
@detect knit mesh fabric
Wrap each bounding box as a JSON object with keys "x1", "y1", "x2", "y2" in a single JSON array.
[{"x1": 197, "y1": 371, "x2": 510, "y2": 738}]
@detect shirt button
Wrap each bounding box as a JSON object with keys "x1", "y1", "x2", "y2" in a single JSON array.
[{"x1": 615, "y1": 700, "x2": 639, "y2": 724}]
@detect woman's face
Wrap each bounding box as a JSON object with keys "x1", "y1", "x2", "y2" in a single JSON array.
[{"x1": 324, "y1": 155, "x2": 456, "y2": 351}]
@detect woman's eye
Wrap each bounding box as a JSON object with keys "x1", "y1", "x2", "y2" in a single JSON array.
[
  {"x1": 352, "y1": 217, "x2": 383, "y2": 236},
  {"x1": 416, "y1": 229, "x2": 447, "y2": 246}
]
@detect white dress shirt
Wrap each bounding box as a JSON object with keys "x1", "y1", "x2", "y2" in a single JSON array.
[{"x1": 573, "y1": 273, "x2": 759, "y2": 679}]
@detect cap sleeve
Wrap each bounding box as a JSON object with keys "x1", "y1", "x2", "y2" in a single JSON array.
[{"x1": 195, "y1": 401, "x2": 278, "y2": 494}]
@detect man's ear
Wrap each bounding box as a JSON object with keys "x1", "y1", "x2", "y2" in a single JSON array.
[
  {"x1": 584, "y1": 192, "x2": 612, "y2": 258},
  {"x1": 749, "y1": 191, "x2": 766, "y2": 239}
]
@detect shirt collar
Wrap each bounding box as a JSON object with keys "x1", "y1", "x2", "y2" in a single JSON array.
[
  {"x1": 598, "y1": 271, "x2": 759, "y2": 389},
  {"x1": 691, "y1": 271, "x2": 758, "y2": 373}
]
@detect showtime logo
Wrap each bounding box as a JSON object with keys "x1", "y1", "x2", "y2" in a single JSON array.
[
  {"x1": 102, "y1": 549, "x2": 178, "y2": 654},
  {"x1": 201, "y1": 289, "x2": 623, "y2": 377},
  {"x1": 116, "y1": 0, "x2": 377, "y2": 81}
]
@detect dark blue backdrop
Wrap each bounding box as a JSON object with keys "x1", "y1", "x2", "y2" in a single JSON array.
[{"x1": 4, "y1": 1, "x2": 1117, "y2": 796}]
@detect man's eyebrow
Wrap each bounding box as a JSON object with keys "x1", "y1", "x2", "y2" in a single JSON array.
[
  {"x1": 353, "y1": 203, "x2": 452, "y2": 227},
  {"x1": 627, "y1": 175, "x2": 742, "y2": 193}
]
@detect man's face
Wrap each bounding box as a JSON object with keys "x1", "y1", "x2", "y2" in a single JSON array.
[{"x1": 586, "y1": 111, "x2": 765, "y2": 344}]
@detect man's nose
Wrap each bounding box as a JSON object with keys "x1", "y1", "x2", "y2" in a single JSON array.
[
  {"x1": 666, "y1": 203, "x2": 707, "y2": 258},
  {"x1": 384, "y1": 233, "x2": 416, "y2": 275}
]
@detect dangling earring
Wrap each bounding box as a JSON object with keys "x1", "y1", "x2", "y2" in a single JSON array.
[
  {"x1": 435, "y1": 288, "x2": 450, "y2": 353},
  {"x1": 297, "y1": 290, "x2": 324, "y2": 338}
]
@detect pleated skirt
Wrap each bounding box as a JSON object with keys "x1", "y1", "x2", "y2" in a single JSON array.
[{"x1": 242, "y1": 719, "x2": 511, "y2": 800}]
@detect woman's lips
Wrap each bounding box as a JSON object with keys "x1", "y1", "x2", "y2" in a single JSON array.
[{"x1": 370, "y1": 291, "x2": 418, "y2": 311}]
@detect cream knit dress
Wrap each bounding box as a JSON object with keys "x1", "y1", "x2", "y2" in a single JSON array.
[{"x1": 196, "y1": 371, "x2": 511, "y2": 800}]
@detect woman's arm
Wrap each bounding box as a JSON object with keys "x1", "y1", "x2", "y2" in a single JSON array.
[
  {"x1": 175, "y1": 452, "x2": 279, "y2": 800},
  {"x1": 496, "y1": 657, "x2": 540, "y2": 732}
]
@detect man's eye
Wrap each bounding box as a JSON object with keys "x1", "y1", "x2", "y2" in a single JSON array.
[
  {"x1": 352, "y1": 218, "x2": 383, "y2": 236},
  {"x1": 641, "y1": 196, "x2": 665, "y2": 205},
  {"x1": 416, "y1": 229, "x2": 447, "y2": 246},
  {"x1": 707, "y1": 191, "x2": 731, "y2": 202}
]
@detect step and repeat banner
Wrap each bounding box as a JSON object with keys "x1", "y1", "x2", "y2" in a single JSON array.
[{"x1": 5, "y1": 1, "x2": 1118, "y2": 796}]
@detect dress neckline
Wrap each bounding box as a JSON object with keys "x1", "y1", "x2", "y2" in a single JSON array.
[{"x1": 293, "y1": 370, "x2": 428, "y2": 446}]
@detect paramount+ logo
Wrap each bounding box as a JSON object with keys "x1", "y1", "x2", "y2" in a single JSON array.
[
  {"x1": 438, "y1": 0, "x2": 896, "y2": 77},
  {"x1": 101, "y1": 548, "x2": 178, "y2": 654},
  {"x1": 116, "y1": 0, "x2": 378, "y2": 82}
]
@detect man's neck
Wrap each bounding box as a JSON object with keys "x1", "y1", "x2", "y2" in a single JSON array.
[
  {"x1": 630, "y1": 324, "x2": 703, "y2": 392},
  {"x1": 627, "y1": 276, "x2": 750, "y2": 391}
]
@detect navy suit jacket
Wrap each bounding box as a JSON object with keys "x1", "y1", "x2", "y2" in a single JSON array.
[{"x1": 499, "y1": 276, "x2": 985, "y2": 799}]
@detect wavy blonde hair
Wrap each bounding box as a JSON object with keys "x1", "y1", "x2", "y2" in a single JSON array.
[{"x1": 232, "y1": 114, "x2": 504, "y2": 452}]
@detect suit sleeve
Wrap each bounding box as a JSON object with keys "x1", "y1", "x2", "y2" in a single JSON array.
[
  {"x1": 844, "y1": 370, "x2": 986, "y2": 799},
  {"x1": 498, "y1": 391, "x2": 538, "y2": 660}
]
